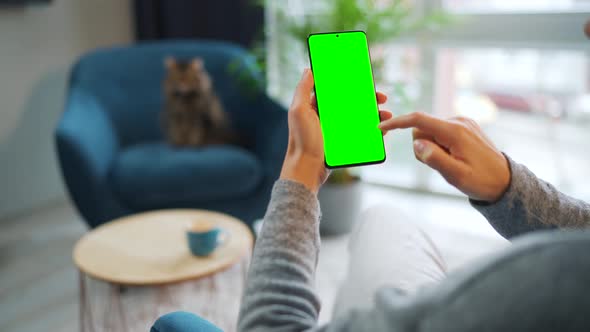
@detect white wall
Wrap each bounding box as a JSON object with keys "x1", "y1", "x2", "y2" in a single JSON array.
[{"x1": 0, "y1": 0, "x2": 133, "y2": 220}]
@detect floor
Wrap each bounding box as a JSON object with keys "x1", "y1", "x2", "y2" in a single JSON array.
[
  {"x1": 0, "y1": 184, "x2": 509, "y2": 331},
  {"x1": 0, "y1": 200, "x2": 85, "y2": 332}
]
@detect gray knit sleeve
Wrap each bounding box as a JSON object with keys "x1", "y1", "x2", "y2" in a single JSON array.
[
  {"x1": 237, "y1": 179, "x2": 323, "y2": 332},
  {"x1": 471, "y1": 155, "x2": 590, "y2": 239}
]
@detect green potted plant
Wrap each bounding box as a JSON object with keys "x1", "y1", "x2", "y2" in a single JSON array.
[
  {"x1": 318, "y1": 169, "x2": 363, "y2": 235},
  {"x1": 270, "y1": 0, "x2": 453, "y2": 99}
]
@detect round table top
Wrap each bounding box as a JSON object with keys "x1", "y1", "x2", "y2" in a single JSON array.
[{"x1": 73, "y1": 209, "x2": 253, "y2": 286}]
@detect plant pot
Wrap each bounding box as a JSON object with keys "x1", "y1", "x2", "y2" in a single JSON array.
[{"x1": 318, "y1": 180, "x2": 362, "y2": 236}]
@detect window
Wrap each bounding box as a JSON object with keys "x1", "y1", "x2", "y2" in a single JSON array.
[
  {"x1": 430, "y1": 48, "x2": 590, "y2": 198},
  {"x1": 267, "y1": 0, "x2": 590, "y2": 200},
  {"x1": 427, "y1": 3, "x2": 590, "y2": 199},
  {"x1": 444, "y1": 0, "x2": 590, "y2": 13}
]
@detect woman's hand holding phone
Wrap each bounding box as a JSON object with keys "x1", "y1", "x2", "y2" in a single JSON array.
[{"x1": 280, "y1": 69, "x2": 391, "y2": 195}]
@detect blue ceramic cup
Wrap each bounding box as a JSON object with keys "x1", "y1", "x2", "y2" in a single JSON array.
[{"x1": 186, "y1": 225, "x2": 227, "y2": 257}]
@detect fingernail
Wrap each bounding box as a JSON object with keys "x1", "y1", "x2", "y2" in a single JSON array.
[{"x1": 414, "y1": 140, "x2": 431, "y2": 160}]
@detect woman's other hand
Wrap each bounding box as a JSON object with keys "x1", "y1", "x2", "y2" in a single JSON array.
[{"x1": 379, "y1": 112, "x2": 510, "y2": 202}]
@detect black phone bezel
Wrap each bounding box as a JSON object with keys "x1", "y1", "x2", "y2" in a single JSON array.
[{"x1": 307, "y1": 30, "x2": 387, "y2": 169}]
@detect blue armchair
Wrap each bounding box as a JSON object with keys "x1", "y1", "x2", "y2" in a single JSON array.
[{"x1": 56, "y1": 41, "x2": 288, "y2": 228}]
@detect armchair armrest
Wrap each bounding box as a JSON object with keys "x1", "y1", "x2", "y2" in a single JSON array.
[
  {"x1": 228, "y1": 51, "x2": 288, "y2": 174},
  {"x1": 151, "y1": 312, "x2": 222, "y2": 332},
  {"x1": 55, "y1": 88, "x2": 121, "y2": 227},
  {"x1": 252, "y1": 95, "x2": 288, "y2": 167}
]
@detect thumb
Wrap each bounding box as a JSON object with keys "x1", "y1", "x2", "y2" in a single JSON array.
[
  {"x1": 291, "y1": 68, "x2": 314, "y2": 110},
  {"x1": 413, "y1": 139, "x2": 465, "y2": 184}
]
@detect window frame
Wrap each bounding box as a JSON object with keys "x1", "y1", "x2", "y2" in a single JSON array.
[{"x1": 421, "y1": 0, "x2": 590, "y2": 50}]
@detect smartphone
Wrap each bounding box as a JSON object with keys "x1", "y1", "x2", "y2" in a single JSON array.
[{"x1": 307, "y1": 31, "x2": 385, "y2": 169}]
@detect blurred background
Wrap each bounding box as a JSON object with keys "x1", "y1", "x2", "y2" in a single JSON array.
[
  {"x1": 0, "y1": 0, "x2": 133, "y2": 221},
  {"x1": 266, "y1": 0, "x2": 590, "y2": 200},
  {"x1": 0, "y1": 0, "x2": 589, "y2": 331}
]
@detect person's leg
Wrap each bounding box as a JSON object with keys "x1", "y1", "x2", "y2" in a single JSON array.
[
  {"x1": 418, "y1": 230, "x2": 590, "y2": 331},
  {"x1": 332, "y1": 204, "x2": 447, "y2": 319}
]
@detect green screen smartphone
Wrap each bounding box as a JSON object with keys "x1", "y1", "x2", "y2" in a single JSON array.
[{"x1": 307, "y1": 31, "x2": 385, "y2": 169}]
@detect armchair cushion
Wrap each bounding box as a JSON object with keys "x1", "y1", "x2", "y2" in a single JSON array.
[{"x1": 111, "y1": 143, "x2": 262, "y2": 209}]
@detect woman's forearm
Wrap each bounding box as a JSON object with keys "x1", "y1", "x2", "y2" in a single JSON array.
[
  {"x1": 472, "y1": 155, "x2": 590, "y2": 238},
  {"x1": 237, "y1": 180, "x2": 322, "y2": 332}
]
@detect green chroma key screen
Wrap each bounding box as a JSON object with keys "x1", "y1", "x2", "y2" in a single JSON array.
[{"x1": 308, "y1": 31, "x2": 385, "y2": 168}]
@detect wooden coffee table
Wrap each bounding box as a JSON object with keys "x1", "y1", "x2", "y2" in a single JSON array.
[{"x1": 73, "y1": 209, "x2": 253, "y2": 332}]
